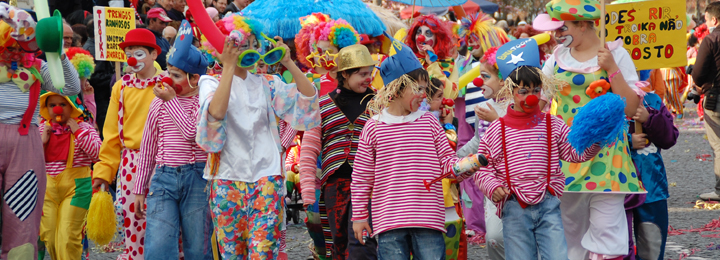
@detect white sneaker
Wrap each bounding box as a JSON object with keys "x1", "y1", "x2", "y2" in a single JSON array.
[{"x1": 699, "y1": 192, "x2": 720, "y2": 201}]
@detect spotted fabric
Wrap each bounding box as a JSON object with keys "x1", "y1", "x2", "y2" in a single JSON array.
[
  {"x1": 551, "y1": 65, "x2": 645, "y2": 193},
  {"x1": 545, "y1": 0, "x2": 601, "y2": 22}
]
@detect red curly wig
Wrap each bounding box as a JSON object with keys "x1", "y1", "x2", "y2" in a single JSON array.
[{"x1": 405, "y1": 15, "x2": 455, "y2": 60}]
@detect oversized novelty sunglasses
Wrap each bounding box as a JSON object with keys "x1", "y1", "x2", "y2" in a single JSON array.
[
  {"x1": 237, "y1": 33, "x2": 286, "y2": 68},
  {"x1": 305, "y1": 50, "x2": 339, "y2": 69}
]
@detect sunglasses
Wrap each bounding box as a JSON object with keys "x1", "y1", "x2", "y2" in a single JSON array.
[
  {"x1": 305, "y1": 49, "x2": 338, "y2": 70},
  {"x1": 237, "y1": 33, "x2": 286, "y2": 68},
  {"x1": 515, "y1": 86, "x2": 542, "y2": 95}
]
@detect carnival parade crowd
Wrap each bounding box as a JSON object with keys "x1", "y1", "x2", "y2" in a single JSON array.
[{"x1": 0, "y1": 0, "x2": 717, "y2": 259}]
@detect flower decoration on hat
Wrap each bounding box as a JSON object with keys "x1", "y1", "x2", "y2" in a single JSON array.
[{"x1": 66, "y1": 47, "x2": 95, "y2": 79}]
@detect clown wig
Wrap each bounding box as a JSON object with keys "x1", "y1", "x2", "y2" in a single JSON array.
[
  {"x1": 66, "y1": 47, "x2": 95, "y2": 79},
  {"x1": 459, "y1": 13, "x2": 509, "y2": 55},
  {"x1": 201, "y1": 14, "x2": 264, "y2": 60},
  {"x1": 406, "y1": 15, "x2": 455, "y2": 60},
  {"x1": 294, "y1": 13, "x2": 360, "y2": 68}
]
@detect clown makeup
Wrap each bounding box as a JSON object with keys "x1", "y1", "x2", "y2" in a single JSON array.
[
  {"x1": 314, "y1": 40, "x2": 339, "y2": 72},
  {"x1": 397, "y1": 79, "x2": 427, "y2": 113},
  {"x1": 555, "y1": 24, "x2": 574, "y2": 47},
  {"x1": 47, "y1": 95, "x2": 72, "y2": 124},
  {"x1": 415, "y1": 26, "x2": 436, "y2": 49},
  {"x1": 167, "y1": 65, "x2": 200, "y2": 96},
  {"x1": 341, "y1": 66, "x2": 373, "y2": 94},
  {"x1": 125, "y1": 48, "x2": 149, "y2": 74},
  {"x1": 480, "y1": 63, "x2": 503, "y2": 99},
  {"x1": 512, "y1": 84, "x2": 542, "y2": 113}
]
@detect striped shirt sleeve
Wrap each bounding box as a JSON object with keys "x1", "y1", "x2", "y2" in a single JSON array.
[
  {"x1": 164, "y1": 97, "x2": 197, "y2": 141},
  {"x1": 474, "y1": 122, "x2": 504, "y2": 200},
  {"x1": 554, "y1": 117, "x2": 601, "y2": 163},
  {"x1": 299, "y1": 126, "x2": 322, "y2": 204},
  {"x1": 351, "y1": 119, "x2": 377, "y2": 222},
  {"x1": 134, "y1": 99, "x2": 161, "y2": 195},
  {"x1": 41, "y1": 58, "x2": 81, "y2": 96},
  {"x1": 74, "y1": 122, "x2": 101, "y2": 162},
  {"x1": 432, "y1": 118, "x2": 461, "y2": 177}
]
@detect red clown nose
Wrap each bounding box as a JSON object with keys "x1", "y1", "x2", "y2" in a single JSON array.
[
  {"x1": 52, "y1": 106, "x2": 63, "y2": 114},
  {"x1": 417, "y1": 35, "x2": 426, "y2": 43},
  {"x1": 525, "y1": 95, "x2": 539, "y2": 106},
  {"x1": 161, "y1": 77, "x2": 181, "y2": 93},
  {"x1": 472, "y1": 77, "x2": 484, "y2": 87},
  {"x1": 127, "y1": 57, "x2": 137, "y2": 67}
]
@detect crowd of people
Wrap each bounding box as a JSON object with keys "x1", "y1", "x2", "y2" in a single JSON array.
[{"x1": 1, "y1": 0, "x2": 718, "y2": 259}]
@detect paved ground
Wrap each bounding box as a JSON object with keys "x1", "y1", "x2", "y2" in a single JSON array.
[{"x1": 80, "y1": 103, "x2": 720, "y2": 260}]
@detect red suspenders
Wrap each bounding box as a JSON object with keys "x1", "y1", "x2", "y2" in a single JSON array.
[{"x1": 498, "y1": 113, "x2": 556, "y2": 209}]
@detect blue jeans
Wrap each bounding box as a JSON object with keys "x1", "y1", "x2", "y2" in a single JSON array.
[
  {"x1": 377, "y1": 228, "x2": 445, "y2": 260},
  {"x1": 502, "y1": 193, "x2": 567, "y2": 260},
  {"x1": 145, "y1": 162, "x2": 213, "y2": 259}
]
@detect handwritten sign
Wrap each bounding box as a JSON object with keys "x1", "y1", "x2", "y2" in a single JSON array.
[
  {"x1": 604, "y1": 0, "x2": 686, "y2": 70},
  {"x1": 93, "y1": 6, "x2": 135, "y2": 62}
]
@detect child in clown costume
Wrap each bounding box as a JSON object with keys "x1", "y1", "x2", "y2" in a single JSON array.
[
  {"x1": 454, "y1": 13, "x2": 509, "y2": 252},
  {"x1": 295, "y1": 13, "x2": 361, "y2": 97},
  {"x1": 91, "y1": 28, "x2": 169, "y2": 260},
  {"x1": 299, "y1": 44, "x2": 378, "y2": 260},
  {"x1": 196, "y1": 14, "x2": 319, "y2": 259},
  {"x1": 0, "y1": 4, "x2": 82, "y2": 258},
  {"x1": 533, "y1": 0, "x2": 645, "y2": 259},
  {"x1": 38, "y1": 91, "x2": 101, "y2": 260},
  {"x1": 475, "y1": 37, "x2": 602, "y2": 260},
  {"x1": 132, "y1": 20, "x2": 213, "y2": 259},
  {"x1": 456, "y1": 45, "x2": 509, "y2": 260},
  {"x1": 294, "y1": 13, "x2": 362, "y2": 259}
]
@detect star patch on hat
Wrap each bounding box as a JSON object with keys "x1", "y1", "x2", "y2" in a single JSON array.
[
  {"x1": 167, "y1": 20, "x2": 208, "y2": 75},
  {"x1": 495, "y1": 38, "x2": 541, "y2": 79}
]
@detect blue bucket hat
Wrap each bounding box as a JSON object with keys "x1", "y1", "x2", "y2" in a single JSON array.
[
  {"x1": 167, "y1": 20, "x2": 209, "y2": 75},
  {"x1": 495, "y1": 37, "x2": 541, "y2": 79},
  {"x1": 379, "y1": 32, "x2": 423, "y2": 84}
]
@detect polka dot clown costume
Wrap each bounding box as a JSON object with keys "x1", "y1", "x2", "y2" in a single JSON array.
[
  {"x1": 0, "y1": 3, "x2": 81, "y2": 259},
  {"x1": 38, "y1": 91, "x2": 101, "y2": 260},
  {"x1": 295, "y1": 13, "x2": 360, "y2": 97},
  {"x1": 93, "y1": 28, "x2": 168, "y2": 260},
  {"x1": 534, "y1": 0, "x2": 646, "y2": 259}
]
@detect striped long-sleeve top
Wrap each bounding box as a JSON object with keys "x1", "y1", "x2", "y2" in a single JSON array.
[
  {"x1": 351, "y1": 110, "x2": 460, "y2": 236},
  {"x1": 299, "y1": 126, "x2": 322, "y2": 203},
  {"x1": 40, "y1": 121, "x2": 101, "y2": 176},
  {"x1": 133, "y1": 95, "x2": 207, "y2": 195},
  {"x1": 474, "y1": 111, "x2": 601, "y2": 218}
]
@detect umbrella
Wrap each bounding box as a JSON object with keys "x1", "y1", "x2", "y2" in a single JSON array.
[
  {"x1": 399, "y1": 0, "x2": 497, "y2": 19},
  {"x1": 367, "y1": 4, "x2": 409, "y2": 37},
  {"x1": 399, "y1": 6, "x2": 448, "y2": 19},
  {"x1": 460, "y1": 0, "x2": 499, "y2": 15},
  {"x1": 390, "y1": 0, "x2": 468, "y2": 7},
  {"x1": 242, "y1": 0, "x2": 387, "y2": 40}
]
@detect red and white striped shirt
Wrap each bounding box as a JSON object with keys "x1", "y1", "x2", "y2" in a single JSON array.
[
  {"x1": 40, "y1": 122, "x2": 101, "y2": 176},
  {"x1": 134, "y1": 96, "x2": 207, "y2": 195},
  {"x1": 351, "y1": 111, "x2": 460, "y2": 236},
  {"x1": 474, "y1": 112, "x2": 600, "y2": 218}
]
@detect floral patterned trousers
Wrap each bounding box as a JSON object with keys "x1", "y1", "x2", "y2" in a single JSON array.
[{"x1": 209, "y1": 176, "x2": 283, "y2": 260}]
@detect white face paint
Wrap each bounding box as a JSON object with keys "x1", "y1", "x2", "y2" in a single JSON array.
[
  {"x1": 126, "y1": 49, "x2": 148, "y2": 73},
  {"x1": 415, "y1": 25, "x2": 436, "y2": 48},
  {"x1": 556, "y1": 25, "x2": 574, "y2": 47}
]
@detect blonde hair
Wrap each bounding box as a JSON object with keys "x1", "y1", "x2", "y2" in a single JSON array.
[{"x1": 495, "y1": 66, "x2": 561, "y2": 106}]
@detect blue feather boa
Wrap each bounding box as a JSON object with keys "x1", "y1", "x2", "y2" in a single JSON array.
[{"x1": 568, "y1": 93, "x2": 629, "y2": 152}]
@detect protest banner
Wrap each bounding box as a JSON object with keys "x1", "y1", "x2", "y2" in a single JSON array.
[
  {"x1": 93, "y1": 6, "x2": 136, "y2": 62},
  {"x1": 604, "y1": 0, "x2": 686, "y2": 70}
]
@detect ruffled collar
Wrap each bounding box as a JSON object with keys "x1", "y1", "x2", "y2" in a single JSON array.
[
  {"x1": 372, "y1": 109, "x2": 425, "y2": 124},
  {"x1": 553, "y1": 39, "x2": 624, "y2": 74},
  {"x1": 121, "y1": 71, "x2": 167, "y2": 89},
  {"x1": 502, "y1": 105, "x2": 544, "y2": 130}
]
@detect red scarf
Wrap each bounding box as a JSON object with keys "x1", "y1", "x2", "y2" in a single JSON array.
[{"x1": 501, "y1": 105, "x2": 544, "y2": 130}]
